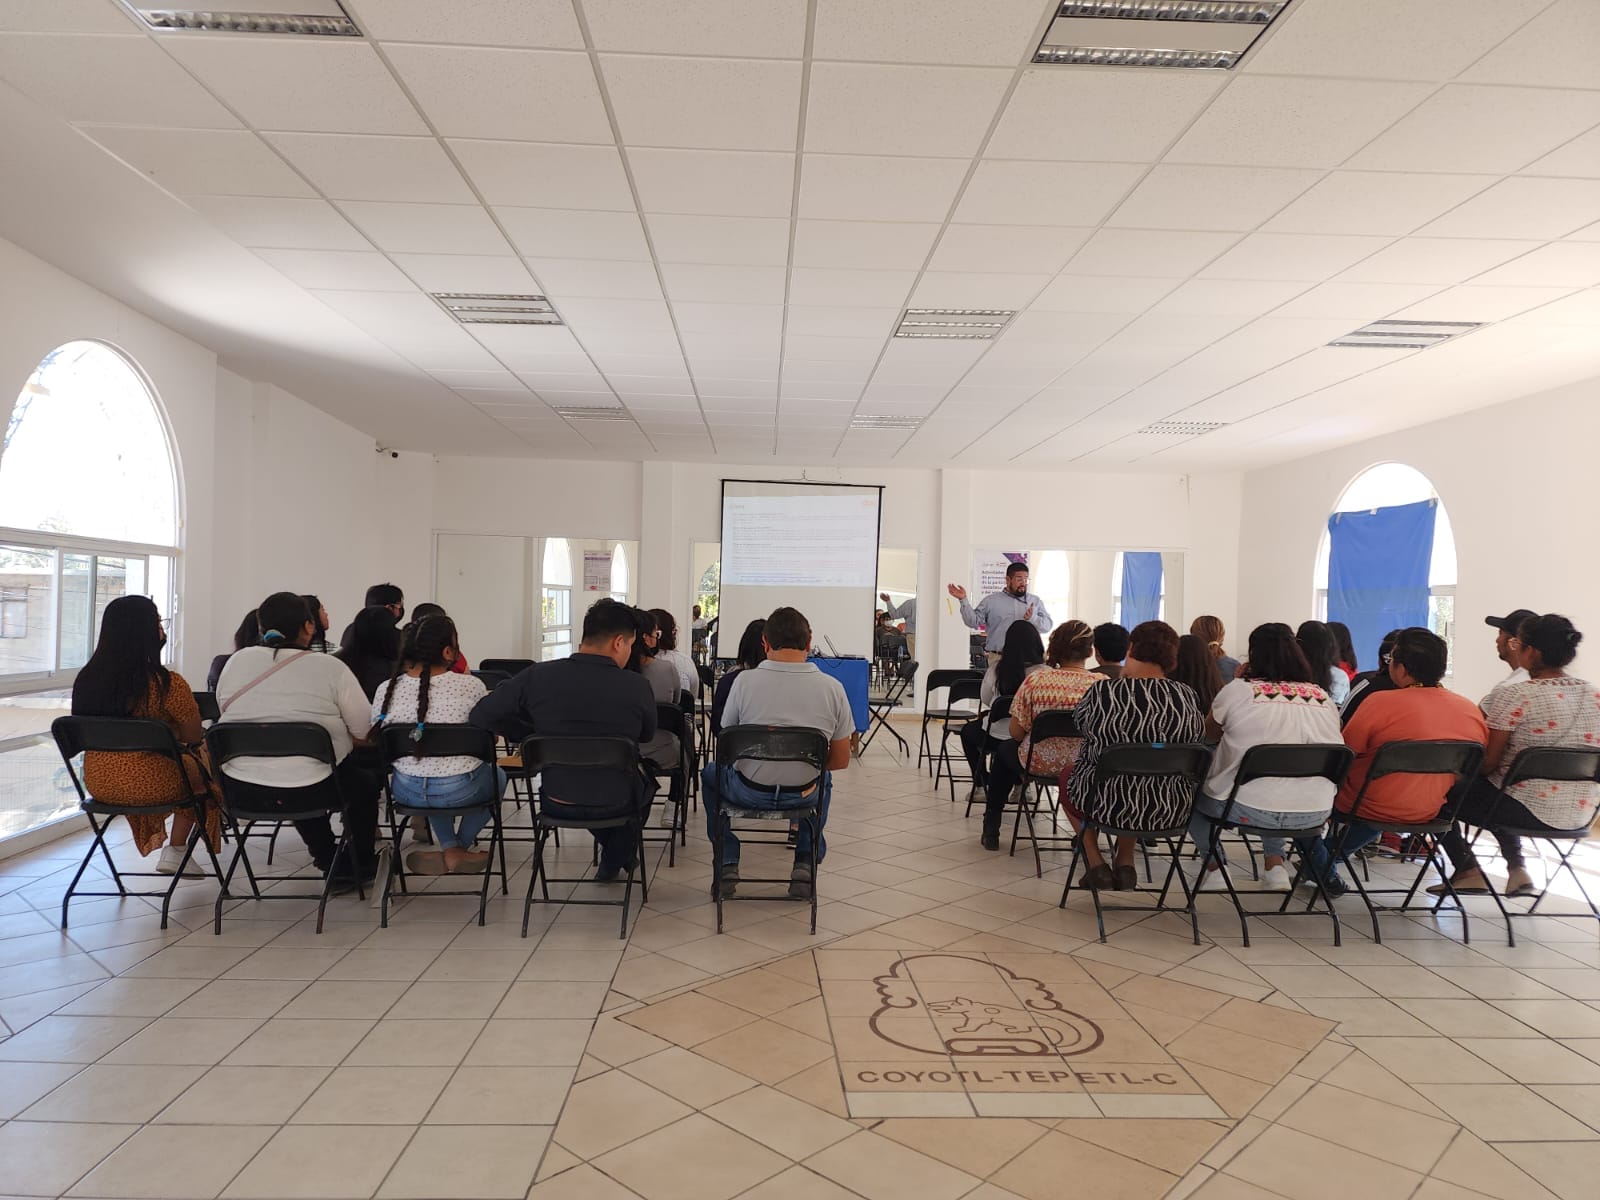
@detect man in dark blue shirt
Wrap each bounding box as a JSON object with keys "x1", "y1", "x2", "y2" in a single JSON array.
[{"x1": 471, "y1": 599, "x2": 657, "y2": 880}]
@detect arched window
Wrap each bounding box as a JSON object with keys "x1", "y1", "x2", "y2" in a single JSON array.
[
  {"x1": 1111, "y1": 552, "x2": 1165, "y2": 626},
  {"x1": 540, "y1": 537, "x2": 572, "y2": 660},
  {"x1": 1314, "y1": 463, "x2": 1457, "y2": 669},
  {"x1": 610, "y1": 543, "x2": 630, "y2": 603},
  {"x1": 1032, "y1": 550, "x2": 1071, "y2": 635}
]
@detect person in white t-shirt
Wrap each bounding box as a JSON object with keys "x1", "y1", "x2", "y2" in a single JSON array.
[
  {"x1": 215, "y1": 592, "x2": 381, "y2": 888},
  {"x1": 649, "y1": 608, "x2": 699, "y2": 696},
  {"x1": 1187, "y1": 623, "x2": 1343, "y2": 893},
  {"x1": 372, "y1": 613, "x2": 505, "y2": 876}
]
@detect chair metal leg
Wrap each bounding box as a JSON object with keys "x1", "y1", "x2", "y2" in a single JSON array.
[
  {"x1": 808, "y1": 814, "x2": 820, "y2": 934},
  {"x1": 522, "y1": 826, "x2": 548, "y2": 938},
  {"x1": 712, "y1": 815, "x2": 727, "y2": 935}
]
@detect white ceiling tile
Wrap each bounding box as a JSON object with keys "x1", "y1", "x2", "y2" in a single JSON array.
[
  {"x1": 263, "y1": 133, "x2": 473, "y2": 203},
  {"x1": 1418, "y1": 177, "x2": 1600, "y2": 240},
  {"x1": 1349, "y1": 86, "x2": 1600, "y2": 174},
  {"x1": 1114, "y1": 312, "x2": 1251, "y2": 349},
  {"x1": 161, "y1": 36, "x2": 425, "y2": 134},
  {"x1": 792, "y1": 220, "x2": 941, "y2": 271},
  {"x1": 256, "y1": 248, "x2": 414, "y2": 291},
  {"x1": 661, "y1": 263, "x2": 787, "y2": 304},
  {"x1": 581, "y1": 328, "x2": 685, "y2": 356},
  {"x1": 788, "y1": 268, "x2": 917, "y2": 308},
  {"x1": 1068, "y1": 229, "x2": 1240, "y2": 278},
  {"x1": 1469, "y1": 242, "x2": 1600, "y2": 288},
  {"x1": 1567, "y1": 220, "x2": 1600, "y2": 242},
  {"x1": 927, "y1": 225, "x2": 1090, "y2": 275},
  {"x1": 1523, "y1": 288, "x2": 1600, "y2": 324},
  {"x1": 628, "y1": 149, "x2": 795, "y2": 217},
  {"x1": 1199, "y1": 233, "x2": 1390, "y2": 281},
  {"x1": 955, "y1": 161, "x2": 1146, "y2": 226},
  {"x1": 0, "y1": 2, "x2": 139, "y2": 33},
  {"x1": 1245, "y1": 0, "x2": 1546, "y2": 81},
  {"x1": 672, "y1": 303, "x2": 785, "y2": 339},
  {"x1": 338, "y1": 201, "x2": 510, "y2": 254},
  {"x1": 347, "y1": 0, "x2": 583, "y2": 46},
  {"x1": 466, "y1": 322, "x2": 586, "y2": 367},
  {"x1": 1168, "y1": 77, "x2": 1431, "y2": 169},
  {"x1": 527, "y1": 258, "x2": 664, "y2": 300},
  {"x1": 798, "y1": 155, "x2": 968, "y2": 222},
  {"x1": 312, "y1": 288, "x2": 480, "y2": 339},
  {"x1": 805, "y1": 63, "x2": 1010, "y2": 157},
  {"x1": 535, "y1": 388, "x2": 622, "y2": 406},
  {"x1": 583, "y1": 0, "x2": 807, "y2": 56},
  {"x1": 783, "y1": 334, "x2": 886, "y2": 363},
  {"x1": 1268, "y1": 281, "x2": 1438, "y2": 320},
  {"x1": 82, "y1": 126, "x2": 314, "y2": 197},
  {"x1": 0, "y1": 33, "x2": 240, "y2": 127},
  {"x1": 600, "y1": 55, "x2": 802, "y2": 152},
  {"x1": 784, "y1": 308, "x2": 900, "y2": 339},
  {"x1": 497, "y1": 208, "x2": 651, "y2": 260},
  {"x1": 1150, "y1": 278, "x2": 1309, "y2": 317},
  {"x1": 550, "y1": 299, "x2": 675, "y2": 335},
  {"x1": 1029, "y1": 275, "x2": 1183, "y2": 312},
  {"x1": 646, "y1": 215, "x2": 791, "y2": 266},
  {"x1": 910, "y1": 272, "x2": 1051, "y2": 309},
  {"x1": 696, "y1": 378, "x2": 779, "y2": 400},
  {"x1": 1462, "y1": 0, "x2": 1600, "y2": 91},
  {"x1": 780, "y1": 381, "x2": 864, "y2": 403},
  {"x1": 1263, "y1": 171, "x2": 1499, "y2": 237},
  {"x1": 961, "y1": 362, "x2": 1061, "y2": 388},
  {"x1": 448, "y1": 140, "x2": 634, "y2": 210},
  {"x1": 186, "y1": 195, "x2": 369, "y2": 250},
  {"x1": 812, "y1": 0, "x2": 1043, "y2": 65},
  {"x1": 433, "y1": 370, "x2": 525, "y2": 390},
  {"x1": 998, "y1": 311, "x2": 1128, "y2": 345},
  {"x1": 598, "y1": 359, "x2": 692, "y2": 381},
  {"x1": 1389, "y1": 285, "x2": 1578, "y2": 323},
  {"x1": 1524, "y1": 128, "x2": 1600, "y2": 180},
  {"x1": 986, "y1": 70, "x2": 1224, "y2": 162},
  {"x1": 1107, "y1": 165, "x2": 1322, "y2": 233},
  {"x1": 391, "y1": 253, "x2": 538, "y2": 294},
  {"x1": 687, "y1": 355, "x2": 780, "y2": 379},
  {"x1": 1336, "y1": 238, "x2": 1542, "y2": 285},
  {"x1": 515, "y1": 368, "x2": 615, "y2": 391},
  {"x1": 383, "y1": 45, "x2": 609, "y2": 142}
]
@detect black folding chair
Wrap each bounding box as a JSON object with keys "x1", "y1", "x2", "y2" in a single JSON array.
[
  {"x1": 1198, "y1": 743, "x2": 1353, "y2": 947},
  {"x1": 642, "y1": 703, "x2": 690, "y2": 866},
  {"x1": 861, "y1": 660, "x2": 916, "y2": 757},
  {"x1": 918, "y1": 668, "x2": 982, "y2": 774},
  {"x1": 1012, "y1": 709, "x2": 1083, "y2": 878},
  {"x1": 51, "y1": 716, "x2": 225, "y2": 930},
  {"x1": 710, "y1": 725, "x2": 829, "y2": 935},
  {"x1": 934, "y1": 677, "x2": 984, "y2": 795},
  {"x1": 379, "y1": 724, "x2": 508, "y2": 928},
  {"x1": 963, "y1": 696, "x2": 1010, "y2": 815},
  {"x1": 1059, "y1": 743, "x2": 1214, "y2": 945},
  {"x1": 1304, "y1": 739, "x2": 1485, "y2": 944},
  {"x1": 520, "y1": 735, "x2": 650, "y2": 939},
  {"x1": 193, "y1": 691, "x2": 221, "y2": 724},
  {"x1": 205, "y1": 722, "x2": 361, "y2": 935},
  {"x1": 470, "y1": 669, "x2": 511, "y2": 691},
  {"x1": 1463, "y1": 747, "x2": 1600, "y2": 946},
  {"x1": 478, "y1": 658, "x2": 534, "y2": 677}
]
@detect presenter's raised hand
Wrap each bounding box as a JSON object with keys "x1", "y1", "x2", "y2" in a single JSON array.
[
  {"x1": 947, "y1": 583, "x2": 967, "y2": 601},
  {"x1": 1023, "y1": 603, "x2": 1035, "y2": 622},
  {"x1": 880, "y1": 592, "x2": 891, "y2": 604}
]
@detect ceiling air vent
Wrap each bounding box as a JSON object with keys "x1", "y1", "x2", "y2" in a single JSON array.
[
  {"x1": 432, "y1": 293, "x2": 563, "y2": 327},
  {"x1": 894, "y1": 309, "x2": 1015, "y2": 340},
  {"x1": 1138, "y1": 420, "x2": 1228, "y2": 436},
  {"x1": 551, "y1": 406, "x2": 631, "y2": 421},
  {"x1": 1035, "y1": 1, "x2": 1291, "y2": 69},
  {"x1": 850, "y1": 415, "x2": 923, "y2": 430},
  {"x1": 1329, "y1": 320, "x2": 1485, "y2": 350},
  {"x1": 126, "y1": 2, "x2": 360, "y2": 35}
]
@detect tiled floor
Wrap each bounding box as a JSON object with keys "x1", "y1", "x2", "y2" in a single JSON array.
[{"x1": 2, "y1": 741, "x2": 1599, "y2": 1199}]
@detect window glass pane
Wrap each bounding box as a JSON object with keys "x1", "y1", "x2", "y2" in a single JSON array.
[
  {"x1": 610, "y1": 543, "x2": 629, "y2": 600},
  {"x1": 0, "y1": 689, "x2": 75, "y2": 838},
  {"x1": 93, "y1": 555, "x2": 141, "y2": 645},
  {"x1": 1033, "y1": 550, "x2": 1070, "y2": 634},
  {"x1": 0, "y1": 546, "x2": 55, "y2": 675},
  {"x1": 59, "y1": 553, "x2": 91, "y2": 670},
  {"x1": 541, "y1": 538, "x2": 572, "y2": 586}
]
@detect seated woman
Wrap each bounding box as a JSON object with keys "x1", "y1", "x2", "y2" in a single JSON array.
[
  {"x1": 335, "y1": 605, "x2": 403, "y2": 698},
  {"x1": 1172, "y1": 633, "x2": 1226, "y2": 718},
  {"x1": 1186, "y1": 623, "x2": 1342, "y2": 894},
  {"x1": 209, "y1": 609, "x2": 259, "y2": 693},
  {"x1": 1297, "y1": 620, "x2": 1351, "y2": 706},
  {"x1": 302, "y1": 594, "x2": 332, "y2": 653},
  {"x1": 650, "y1": 609, "x2": 699, "y2": 697},
  {"x1": 984, "y1": 621, "x2": 1102, "y2": 850},
  {"x1": 633, "y1": 608, "x2": 685, "y2": 828},
  {"x1": 373, "y1": 613, "x2": 502, "y2": 875},
  {"x1": 1328, "y1": 621, "x2": 1359, "y2": 681},
  {"x1": 73, "y1": 595, "x2": 222, "y2": 876},
  {"x1": 974, "y1": 622, "x2": 1047, "y2": 846},
  {"x1": 1061, "y1": 621, "x2": 1204, "y2": 890},
  {"x1": 1191, "y1": 615, "x2": 1239, "y2": 684},
  {"x1": 1300, "y1": 627, "x2": 1486, "y2": 894},
  {"x1": 1433, "y1": 613, "x2": 1600, "y2": 898},
  {"x1": 712, "y1": 619, "x2": 766, "y2": 736},
  {"x1": 410, "y1": 603, "x2": 470, "y2": 673}
]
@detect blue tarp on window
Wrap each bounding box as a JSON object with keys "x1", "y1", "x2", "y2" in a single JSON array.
[
  {"x1": 1327, "y1": 499, "x2": 1436, "y2": 669},
  {"x1": 1119, "y1": 552, "x2": 1164, "y2": 628}
]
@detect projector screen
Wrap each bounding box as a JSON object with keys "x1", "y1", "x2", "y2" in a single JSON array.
[{"x1": 719, "y1": 479, "x2": 883, "y2": 660}]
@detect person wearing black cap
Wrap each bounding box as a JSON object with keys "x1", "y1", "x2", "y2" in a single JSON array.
[{"x1": 1482, "y1": 608, "x2": 1538, "y2": 708}]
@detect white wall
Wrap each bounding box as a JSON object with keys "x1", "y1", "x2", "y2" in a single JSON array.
[{"x1": 1237, "y1": 376, "x2": 1600, "y2": 703}]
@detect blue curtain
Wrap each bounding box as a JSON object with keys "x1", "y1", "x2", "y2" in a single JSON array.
[
  {"x1": 1120, "y1": 552, "x2": 1163, "y2": 627},
  {"x1": 1327, "y1": 499, "x2": 1436, "y2": 670}
]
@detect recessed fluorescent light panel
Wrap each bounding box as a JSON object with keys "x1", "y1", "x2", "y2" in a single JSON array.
[
  {"x1": 894, "y1": 309, "x2": 1016, "y2": 340},
  {"x1": 127, "y1": 2, "x2": 360, "y2": 35},
  {"x1": 1328, "y1": 319, "x2": 1485, "y2": 350},
  {"x1": 850, "y1": 415, "x2": 924, "y2": 430},
  {"x1": 551, "y1": 406, "x2": 631, "y2": 421},
  {"x1": 432, "y1": 293, "x2": 563, "y2": 326},
  {"x1": 1138, "y1": 420, "x2": 1228, "y2": 436},
  {"x1": 1036, "y1": 1, "x2": 1291, "y2": 68}
]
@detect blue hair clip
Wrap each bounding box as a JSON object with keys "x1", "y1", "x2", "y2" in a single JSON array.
[{"x1": 262, "y1": 629, "x2": 285, "y2": 642}]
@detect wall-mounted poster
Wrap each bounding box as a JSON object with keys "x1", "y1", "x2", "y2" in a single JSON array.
[{"x1": 582, "y1": 550, "x2": 613, "y2": 592}]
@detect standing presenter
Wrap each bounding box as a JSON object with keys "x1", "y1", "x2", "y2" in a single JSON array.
[{"x1": 948, "y1": 562, "x2": 1052, "y2": 664}]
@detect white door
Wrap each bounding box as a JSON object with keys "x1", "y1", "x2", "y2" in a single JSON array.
[{"x1": 435, "y1": 534, "x2": 531, "y2": 661}]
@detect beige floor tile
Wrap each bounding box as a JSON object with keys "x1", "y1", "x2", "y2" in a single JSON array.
[
  {"x1": 875, "y1": 1116, "x2": 1049, "y2": 1176},
  {"x1": 496, "y1": 979, "x2": 610, "y2": 1018},
  {"x1": 1317, "y1": 1053, "x2": 1451, "y2": 1118},
  {"x1": 991, "y1": 1129, "x2": 1177, "y2": 1200},
  {"x1": 1278, "y1": 1082, "x2": 1457, "y2": 1173},
  {"x1": 1346, "y1": 1036, "x2": 1512, "y2": 1083},
  {"x1": 700, "y1": 966, "x2": 821, "y2": 1016},
  {"x1": 1175, "y1": 1059, "x2": 1272, "y2": 1118},
  {"x1": 221, "y1": 1124, "x2": 412, "y2": 1198},
  {"x1": 1417, "y1": 1084, "x2": 1599, "y2": 1140},
  {"x1": 57, "y1": 976, "x2": 207, "y2": 1018},
  {"x1": 167, "y1": 978, "x2": 309, "y2": 1020},
  {"x1": 1497, "y1": 1141, "x2": 1600, "y2": 1200},
  {"x1": 706, "y1": 1085, "x2": 856, "y2": 1160},
  {"x1": 1166, "y1": 1024, "x2": 1305, "y2": 1084},
  {"x1": 596, "y1": 1113, "x2": 789, "y2": 1200},
  {"x1": 697, "y1": 1018, "x2": 835, "y2": 1084},
  {"x1": 0, "y1": 1014, "x2": 150, "y2": 1062},
  {"x1": 1247, "y1": 964, "x2": 1377, "y2": 999},
  {"x1": 1464, "y1": 1037, "x2": 1600, "y2": 1083},
  {"x1": 1401, "y1": 998, "x2": 1542, "y2": 1038},
  {"x1": 1112, "y1": 974, "x2": 1231, "y2": 1020},
  {"x1": 735, "y1": 1165, "x2": 865, "y2": 1200},
  {"x1": 527, "y1": 1162, "x2": 641, "y2": 1199},
  {"x1": 586, "y1": 1013, "x2": 675, "y2": 1065},
  {"x1": 661, "y1": 934, "x2": 779, "y2": 976},
  {"x1": 775, "y1": 1058, "x2": 850, "y2": 1117},
  {"x1": 67, "y1": 1123, "x2": 275, "y2": 1199},
  {"x1": 1225, "y1": 1125, "x2": 1421, "y2": 1200},
  {"x1": 0, "y1": 1060, "x2": 84, "y2": 1119},
  {"x1": 377, "y1": 1123, "x2": 552, "y2": 1199},
  {"x1": 0, "y1": 1120, "x2": 137, "y2": 1196},
  {"x1": 552, "y1": 1070, "x2": 692, "y2": 1160},
  {"x1": 1533, "y1": 1084, "x2": 1600, "y2": 1131},
  {"x1": 1203, "y1": 997, "x2": 1334, "y2": 1050},
  {"x1": 222, "y1": 1017, "x2": 375, "y2": 1066},
  {"x1": 611, "y1": 952, "x2": 714, "y2": 999},
  {"x1": 156, "y1": 1064, "x2": 330, "y2": 1125},
  {"x1": 346, "y1": 1017, "x2": 485, "y2": 1066},
  {"x1": 385, "y1": 979, "x2": 509, "y2": 1019},
  {"x1": 1059, "y1": 1118, "x2": 1228, "y2": 1176},
  {"x1": 1492, "y1": 998, "x2": 1600, "y2": 1038},
  {"x1": 223, "y1": 946, "x2": 350, "y2": 980},
  {"x1": 427, "y1": 1064, "x2": 573, "y2": 1124},
  {"x1": 459, "y1": 1017, "x2": 592, "y2": 1066},
  {"x1": 767, "y1": 995, "x2": 831, "y2": 1041},
  {"x1": 806, "y1": 1130, "x2": 982, "y2": 1200},
  {"x1": 272, "y1": 978, "x2": 406, "y2": 1019},
  {"x1": 1339, "y1": 965, "x2": 1471, "y2": 998},
  {"x1": 517, "y1": 950, "x2": 624, "y2": 981},
  {"x1": 318, "y1": 948, "x2": 438, "y2": 982},
  {"x1": 1192, "y1": 1174, "x2": 1294, "y2": 1199},
  {"x1": 624, "y1": 1046, "x2": 759, "y2": 1108},
  {"x1": 1426, "y1": 1129, "x2": 1561, "y2": 1200},
  {"x1": 623, "y1": 990, "x2": 762, "y2": 1047},
  {"x1": 1295, "y1": 998, "x2": 1436, "y2": 1037},
  {"x1": 418, "y1": 947, "x2": 531, "y2": 982},
  {"x1": 292, "y1": 1065, "x2": 452, "y2": 1124},
  {"x1": 21, "y1": 1061, "x2": 205, "y2": 1123}
]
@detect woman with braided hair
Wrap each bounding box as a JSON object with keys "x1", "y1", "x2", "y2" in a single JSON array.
[{"x1": 373, "y1": 614, "x2": 505, "y2": 875}]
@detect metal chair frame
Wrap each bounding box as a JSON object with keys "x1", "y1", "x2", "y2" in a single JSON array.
[
  {"x1": 933, "y1": 677, "x2": 984, "y2": 795},
  {"x1": 1011, "y1": 709, "x2": 1083, "y2": 878},
  {"x1": 641, "y1": 702, "x2": 692, "y2": 866},
  {"x1": 917, "y1": 669, "x2": 982, "y2": 775},
  {"x1": 477, "y1": 658, "x2": 534, "y2": 677},
  {"x1": 860, "y1": 659, "x2": 916, "y2": 758}
]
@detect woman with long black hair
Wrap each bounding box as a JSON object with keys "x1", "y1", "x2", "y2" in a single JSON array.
[
  {"x1": 1297, "y1": 619, "x2": 1350, "y2": 705},
  {"x1": 975, "y1": 621, "x2": 1047, "y2": 850}
]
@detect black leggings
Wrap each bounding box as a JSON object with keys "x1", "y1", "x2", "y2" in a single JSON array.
[
  {"x1": 1439, "y1": 777, "x2": 1567, "y2": 872},
  {"x1": 983, "y1": 741, "x2": 1023, "y2": 838},
  {"x1": 958, "y1": 719, "x2": 989, "y2": 787},
  {"x1": 224, "y1": 757, "x2": 382, "y2": 876}
]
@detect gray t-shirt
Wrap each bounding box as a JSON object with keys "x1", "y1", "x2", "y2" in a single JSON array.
[{"x1": 722, "y1": 660, "x2": 854, "y2": 787}]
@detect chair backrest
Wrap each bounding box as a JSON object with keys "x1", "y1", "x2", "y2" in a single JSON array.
[
  {"x1": 896, "y1": 659, "x2": 919, "y2": 684},
  {"x1": 947, "y1": 677, "x2": 983, "y2": 708},
  {"x1": 1348, "y1": 739, "x2": 1485, "y2": 822},
  {"x1": 1500, "y1": 745, "x2": 1600, "y2": 798},
  {"x1": 470, "y1": 669, "x2": 510, "y2": 691},
  {"x1": 193, "y1": 690, "x2": 221, "y2": 724},
  {"x1": 1028, "y1": 708, "x2": 1081, "y2": 743},
  {"x1": 715, "y1": 725, "x2": 829, "y2": 782},
  {"x1": 656, "y1": 703, "x2": 688, "y2": 743},
  {"x1": 923, "y1": 668, "x2": 980, "y2": 715},
  {"x1": 1094, "y1": 742, "x2": 1213, "y2": 788},
  {"x1": 986, "y1": 695, "x2": 1013, "y2": 734},
  {"x1": 205, "y1": 721, "x2": 339, "y2": 769},
  {"x1": 697, "y1": 664, "x2": 716, "y2": 692},
  {"x1": 478, "y1": 658, "x2": 534, "y2": 676},
  {"x1": 51, "y1": 715, "x2": 188, "y2": 804},
  {"x1": 379, "y1": 722, "x2": 497, "y2": 767},
  {"x1": 1234, "y1": 743, "x2": 1354, "y2": 789},
  {"x1": 518, "y1": 734, "x2": 641, "y2": 774}
]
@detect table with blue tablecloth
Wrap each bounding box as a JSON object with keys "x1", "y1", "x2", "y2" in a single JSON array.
[{"x1": 809, "y1": 656, "x2": 870, "y2": 733}]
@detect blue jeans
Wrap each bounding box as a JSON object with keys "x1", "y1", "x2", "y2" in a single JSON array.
[
  {"x1": 701, "y1": 762, "x2": 831, "y2": 867},
  {"x1": 1187, "y1": 793, "x2": 1332, "y2": 869},
  {"x1": 390, "y1": 762, "x2": 505, "y2": 850},
  {"x1": 1302, "y1": 820, "x2": 1384, "y2": 883}
]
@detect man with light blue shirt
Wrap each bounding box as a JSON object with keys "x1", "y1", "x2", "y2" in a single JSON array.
[{"x1": 949, "y1": 563, "x2": 1052, "y2": 663}]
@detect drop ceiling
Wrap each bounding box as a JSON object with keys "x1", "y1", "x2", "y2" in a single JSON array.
[{"x1": 0, "y1": 0, "x2": 1594, "y2": 469}]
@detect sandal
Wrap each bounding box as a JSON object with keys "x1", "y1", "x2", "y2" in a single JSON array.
[
  {"x1": 1084, "y1": 863, "x2": 1115, "y2": 891},
  {"x1": 1113, "y1": 865, "x2": 1139, "y2": 891}
]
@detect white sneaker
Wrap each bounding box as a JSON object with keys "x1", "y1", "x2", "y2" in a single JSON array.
[
  {"x1": 1195, "y1": 867, "x2": 1228, "y2": 892},
  {"x1": 658, "y1": 806, "x2": 678, "y2": 829},
  {"x1": 1260, "y1": 864, "x2": 1292, "y2": 893},
  {"x1": 156, "y1": 844, "x2": 205, "y2": 878}
]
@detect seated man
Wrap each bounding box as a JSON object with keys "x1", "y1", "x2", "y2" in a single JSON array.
[
  {"x1": 701, "y1": 606, "x2": 853, "y2": 899},
  {"x1": 1091, "y1": 622, "x2": 1129, "y2": 680},
  {"x1": 470, "y1": 598, "x2": 657, "y2": 882}
]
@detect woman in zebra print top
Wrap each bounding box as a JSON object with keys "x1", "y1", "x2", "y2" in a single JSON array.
[{"x1": 1063, "y1": 620, "x2": 1204, "y2": 891}]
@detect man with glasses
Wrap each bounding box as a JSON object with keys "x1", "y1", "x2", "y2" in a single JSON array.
[
  {"x1": 337, "y1": 583, "x2": 404, "y2": 652},
  {"x1": 948, "y1": 563, "x2": 1051, "y2": 665}
]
